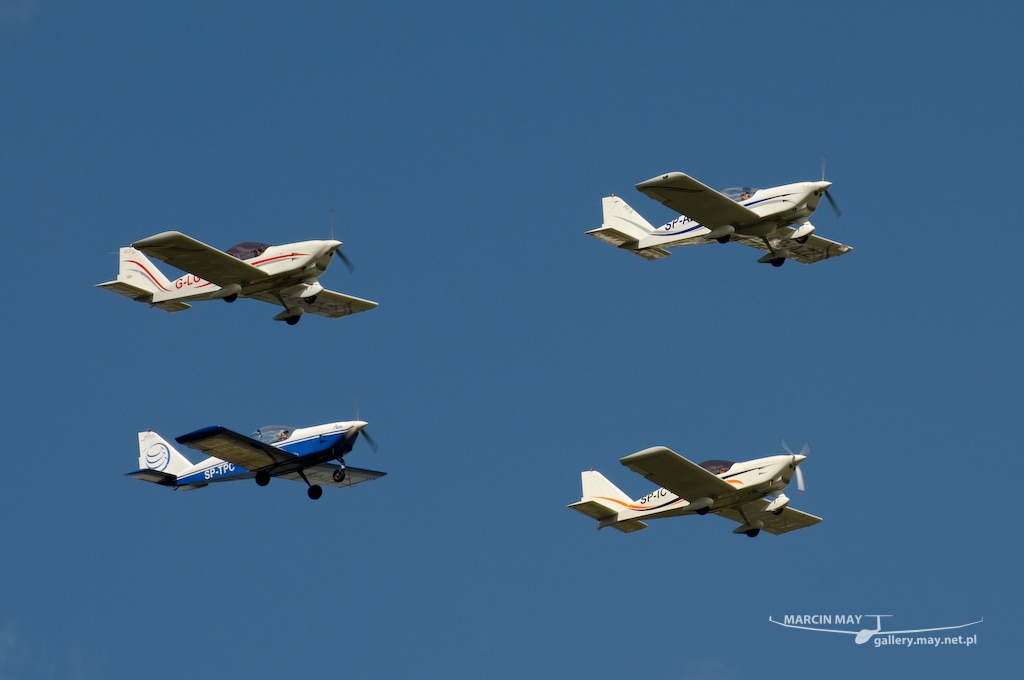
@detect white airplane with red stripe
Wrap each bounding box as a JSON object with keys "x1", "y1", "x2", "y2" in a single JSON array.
[
  {"x1": 98, "y1": 232, "x2": 377, "y2": 324},
  {"x1": 569, "y1": 441, "x2": 820, "y2": 538}
]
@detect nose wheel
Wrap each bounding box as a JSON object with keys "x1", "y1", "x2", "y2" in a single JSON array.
[{"x1": 333, "y1": 466, "x2": 347, "y2": 483}]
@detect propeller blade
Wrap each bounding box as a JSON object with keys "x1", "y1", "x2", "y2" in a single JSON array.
[
  {"x1": 799, "y1": 442, "x2": 810, "y2": 457},
  {"x1": 824, "y1": 189, "x2": 842, "y2": 218},
  {"x1": 795, "y1": 465, "x2": 805, "y2": 493},
  {"x1": 780, "y1": 438, "x2": 794, "y2": 456},
  {"x1": 334, "y1": 248, "x2": 355, "y2": 273},
  {"x1": 360, "y1": 428, "x2": 378, "y2": 453}
]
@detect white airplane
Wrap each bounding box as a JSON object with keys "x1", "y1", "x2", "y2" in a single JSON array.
[
  {"x1": 126, "y1": 420, "x2": 385, "y2": 500},
  {"x1": 569, "y1": 441, "x2": 820, "y2": 537},
  {"x1": 587, "y1": 171, "x2": 852, "y2": 266},
  {"x1": 98, "y1": 232, "x2": 377, "y2": 324}
]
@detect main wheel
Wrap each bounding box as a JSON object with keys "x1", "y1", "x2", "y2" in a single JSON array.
[
  {"x1": 796, "y1": 236, "x2": 809, "y2": 244},
  {"x1": 771, "y1": 258, "x2": 785, "y2": 268},
  {"x1": 285, "y1": 316, "x2": 301, "y2": 325},
  {"x1": 745, "y1": 528, "x2": 760, "y2": 538},
  {"x1": 716, "y1": 235, "x2": 731, "y2": 244},
  {"x1": 332, "y1": 467, "x2": 347, "y2": 483},
  {"x1": 302, "y1": 295, "x2": 318, "y2": 304},
  {"x1": 223, "y1": 293, "x2": 238, "y2": 303},
  {"x1": 255, "y1": 471, "x2": 270, "y2": 486},
  {"x1": 307, "y1": 485, "x2": 323, "y2": 500},
  {"x1": 696, "y1": 507, "x2": 710, "y2": 516}
]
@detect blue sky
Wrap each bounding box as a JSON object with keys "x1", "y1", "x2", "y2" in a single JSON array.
[{"x1": 0, "y1": 1, "x2": 1020, "y2": 678}]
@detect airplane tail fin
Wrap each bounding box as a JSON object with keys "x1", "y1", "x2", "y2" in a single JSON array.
[
  {"x1": 117, "y1": 247, "x2": 174, "y2": 294},
  {"x1": 97, "y1": 248, "x2": 192, "y2": 312},
  {"x1": 586, "y1": 197, "x2": 670, "y2": 261},
  {"x1": 126, "y1": 431, "x2": 193, "y2": 485},
  {"x1": 567, "y1": 470, "x2": 647, "y2": 533}
]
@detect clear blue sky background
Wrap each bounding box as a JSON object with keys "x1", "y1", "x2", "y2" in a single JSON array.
[{"x1": 1, "y1": 2, "x2": 1019, "y2": 678}]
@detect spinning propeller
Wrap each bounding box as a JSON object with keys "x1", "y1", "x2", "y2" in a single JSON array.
[
  {"x1": 820, "y1": 156, "x2": 842, "y2": 218},
  {"x1": 780, "y1": 438, "x2": 810, "y2": 492},
  {"x1": 329, "y1": 208, "x2": 356, "y2": 273}
]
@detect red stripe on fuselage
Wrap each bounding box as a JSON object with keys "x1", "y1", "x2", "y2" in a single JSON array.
[
  {"x1": 251, "y1": 253, "x2": 308, "y2": 266},
  {"x1": 126, "y1": 260, "x2": 170, "y2": 291}
]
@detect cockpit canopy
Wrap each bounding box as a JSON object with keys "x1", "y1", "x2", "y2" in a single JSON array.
[
  {"x1": 699, "y1": 459, "x2": 735, "y2": 475},
  {"x1": 251, "y1": 425, "x2": 296, "y2": 444},
  {"x1": 226, "y1": 242, "x2": 271, "y2": 260},
  {"x1": 720, "y1": 187, "x2": 762, "y2": 203}
]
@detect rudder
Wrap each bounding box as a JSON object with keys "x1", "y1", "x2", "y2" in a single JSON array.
[{"x1": 137, "y1": 430, "x2": 193, "y2": 476}]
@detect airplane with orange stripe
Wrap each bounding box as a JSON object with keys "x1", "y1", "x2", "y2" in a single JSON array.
[
  {"x1": 569, "y1": 441, "x2": 820, "y2": 537},
  {"x1": 98, "y1": 231, "x2": 376, "y2": 325}
]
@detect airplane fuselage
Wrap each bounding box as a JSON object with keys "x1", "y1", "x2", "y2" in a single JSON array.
[
  {"x1": 639, "y1": 181, "x2": 831, "y2": 247},
  {"x1": 610, "y1": 454, "x2": 802, "y2": 523},
  {"x1": 174, "y1": 420, "x2": 360, "y2": 487},
  {"x1": 138, "y1": 239, "x2": 342, "y2": 305}
]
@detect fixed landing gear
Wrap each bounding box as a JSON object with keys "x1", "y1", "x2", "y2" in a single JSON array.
[
  {"x1": 255, "y1": 471, "x2": 271, "y2": 486},
  {"x1": 745, "y1": 528, "x2": 760, "y2": 538},
  {"x1": 307, "y1": 485, "x2": 323, "y2": 500},
  {"x1": 770, "y1": 258, "x2": 785, "y2": 267},
  {"x1": 223, "y1": 293, "x2": 238, "y2": 303},
  {"x1": 302, "y1": 295, "x2": 318, "y2": 304},
  {"x1": 772, "y1": 509, "x2": 784, "y2": 516},
  {"x1": 332, "y1": 467, "x2": 347, "y2": 483},
  {"x1": 796, "y1": 236, "x2": 809, "y2": 244},
  {"x1": 696, "y1": 507, "x2": 710, "y2": 516},
  {"x1": 285, "y1": 316, "x2": 301, "y2": 325},
  {"x1": 716, "y1": 235, "x2": 731, "y2": 244}
]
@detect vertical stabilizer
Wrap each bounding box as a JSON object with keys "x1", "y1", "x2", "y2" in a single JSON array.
[
  {"x1": 600, "y1": 196, "x2": 657, "y2": 238},
  {"x1": 117, "y1": 247, "x2": 174, "y2": 294},
  {"x1": 581, "y1": 469, "x2": 632, "y2": 505},
  {"x1": 137, "y1": 430, "x2": 193, "y2": 476}
]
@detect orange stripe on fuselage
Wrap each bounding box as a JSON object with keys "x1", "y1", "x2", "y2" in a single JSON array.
[{"x1": 594, "y1": 495, "x2": 688, "y2": 511}]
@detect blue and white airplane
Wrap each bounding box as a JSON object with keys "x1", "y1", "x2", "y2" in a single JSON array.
[{"x1": 127, "y1": 420, "x2": 384, "y2": 499}]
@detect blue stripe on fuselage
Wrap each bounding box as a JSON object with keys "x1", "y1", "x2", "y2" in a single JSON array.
[{"x1": 278, "y1": 430, "x2": 350, "y2": 456}]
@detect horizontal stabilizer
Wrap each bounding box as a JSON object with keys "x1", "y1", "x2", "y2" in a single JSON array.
[
  {"x1": 151, "y1": 300, "x2": 191, "y2": 313},
  {"x1": 126, "y1": 469, "x2": 178, "y2": 486},
  {"x1": 96, "y1": 280, "x2": 153, "y2": 302},
  {"x1": 586, "y1": 228, "x2": 671, "y2": 260},
  {"x1": 568, "y1": 499, "x2": 617, "y2": 521},
  {"x1": 608, "y1": 519, "x2": 648, "y2": 533},
  {"x1": 586, "y1": 226, "x2": 635, "y2": 248}
]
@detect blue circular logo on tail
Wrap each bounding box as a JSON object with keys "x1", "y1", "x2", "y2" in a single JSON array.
[{"x1": 145, "y1": 443, "x2": 170, "y2": 471}]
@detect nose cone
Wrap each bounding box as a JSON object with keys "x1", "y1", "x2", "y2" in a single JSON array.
[
  {"x1": 794, "y1": 454, "x2": 807, "y2": 465},
  {"x1": 351, "y1": 420, "x2": 369, "y2": 431},
  {"x1": 816, "y1": 181, "x2": 832, "y2": 192},
  {"x1": 324, "y1": 239, "x2": 343, "y2": 254}
]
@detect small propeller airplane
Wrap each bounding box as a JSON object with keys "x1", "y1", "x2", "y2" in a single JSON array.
[
  {"x1": 587, "y1": 170, "x2": 852, "y2": 266},
  {"x1": 569, "y1": 440, "x2": 819, "y2": 537},
  {"x1": 98, "y1": 231, "x2": 377, "y2": 324},
  {"x1": 126, "y1": 420, "x2": 384, "y2": 499}
]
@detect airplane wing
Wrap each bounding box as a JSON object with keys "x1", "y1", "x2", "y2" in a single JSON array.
[
  {"x1": 636, "y1": 172, "x2": 760, "y2": 228},
  {"x1": 132, "y1": 231, "x2": 268, "y2": 286},
  {"x1": 175, "y1": 426, "x2": 295, "y2": 471},
  {"x1": 247, "y1": 287, "x2": 378, "y2": 319},
  {"x1": 732, "y1": 232, "x2": 852, "y2": 264},
  {"x1": 717, "y1": 500, "x2": 822, "y2": 535},
  {"x1": 620, "y1": 446, "x2": 735, "y2": 500},
  {"x1": 297, "y1": 289, "x2": 378, "y2": 319},
  {"x1": 280, "y1": 464, "x2": 386, "y2": 489}
]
